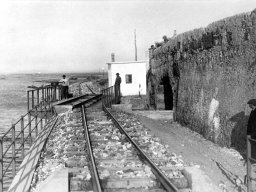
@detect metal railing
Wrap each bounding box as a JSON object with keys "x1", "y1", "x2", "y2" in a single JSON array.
[
  {"x1": 101, "y1": 86, "x2": 114, "y2": 108},
  {"x1": 0, "y1": 103, "x2": 55, "y2": 192},
  {"x1": 27, "y1": 85, "x2": 62, "y2": 111},
  {"x1": 247, "y1": 135, "x2": 256, "y2": 192}
]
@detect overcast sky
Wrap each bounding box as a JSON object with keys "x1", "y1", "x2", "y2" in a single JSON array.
[{"x1": 0, "y1": 0, "x2": 256, "y2": 74}]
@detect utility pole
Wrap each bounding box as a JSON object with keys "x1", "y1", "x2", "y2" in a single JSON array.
[{"x1": 134, "y1": 29, "x2": 137, "y2": 61}]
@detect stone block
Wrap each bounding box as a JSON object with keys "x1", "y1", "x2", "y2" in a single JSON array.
[
  {"x1": 182, "y1": 166, "x2": 221, "y2": 192},
  {"x1": 36, "y1": 168, "x2": 69, "y2": 192},
  {"x1": 112, "y1": 104, "x2": 133, "y2": 112}
]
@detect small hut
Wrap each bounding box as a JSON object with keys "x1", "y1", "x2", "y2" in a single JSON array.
[{"x1": 106, "y1": 61, "x2": 147, "y2": 96}]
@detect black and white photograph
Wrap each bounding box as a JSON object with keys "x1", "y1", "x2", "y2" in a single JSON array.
[{"x1": 1, "y1": 0, "x2": 256, "y2": 191}]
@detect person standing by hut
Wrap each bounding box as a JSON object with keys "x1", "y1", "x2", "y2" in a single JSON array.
[
  {"x1": 59, "y1": 75, "x2": 69, "y2": 99},
  {"x1": 247, "y1": 99, "x2": 256, "y2": 160},
  {"x1": 114, "y1": 73, "x2": 121, "y2": 104}
]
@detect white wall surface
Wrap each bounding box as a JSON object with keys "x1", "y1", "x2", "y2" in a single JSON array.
[{"x1": 107, "y1": 61, "x2": 147, "y2": 96}]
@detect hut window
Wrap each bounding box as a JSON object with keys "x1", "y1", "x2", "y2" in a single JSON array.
[{"x1": 125, "y1": 74, "x2": 132, "y2": 84}]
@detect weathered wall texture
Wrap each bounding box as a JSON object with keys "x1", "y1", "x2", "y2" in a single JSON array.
[{"x1": 148, "y1": 9, "x2": 256, "y2": 151}]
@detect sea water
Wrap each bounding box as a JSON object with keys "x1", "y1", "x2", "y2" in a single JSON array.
[
  {"x1": 0, "y1": 73, "x2": 80, "y2": 132},
  {"x1": 0, "y1": 72, "x2": 101, "y2": 133}
]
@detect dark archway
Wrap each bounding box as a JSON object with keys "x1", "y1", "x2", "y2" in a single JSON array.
[{"x1": 162, "y1": 75, "x2": 173, "y2": 110}]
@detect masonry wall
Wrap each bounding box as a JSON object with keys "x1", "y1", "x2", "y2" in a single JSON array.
[{"x1": 149, "y1": 9, "x2": 256, "y2": 151}]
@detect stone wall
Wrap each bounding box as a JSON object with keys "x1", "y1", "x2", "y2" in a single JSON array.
[{"x1": 148, "y1": 9, "x2": 256, "y2": 151}]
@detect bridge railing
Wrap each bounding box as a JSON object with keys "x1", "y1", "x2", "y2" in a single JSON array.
[
  {"x1": 0, "y1": 103, "x2": 55, "y2": 192},
  {"x1": 101, "y1": 86, "x2": 115, "y2": 108},
  {"x1": 27, "y1": 85, "x2": 62, "y2": 111}
]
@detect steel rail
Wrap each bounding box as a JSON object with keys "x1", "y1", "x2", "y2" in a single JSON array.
[
  {"x1": 103, "y1": 106, "x2": 180, "y2": 192},
  {"x1": 72, "y1": 94, "x2": 102, "y2": 109},
  {"x1": 81, "y1": 105, "x2": 102, "y2": 192}
]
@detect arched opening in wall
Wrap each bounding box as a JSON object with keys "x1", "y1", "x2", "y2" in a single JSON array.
[{"x1": 161, "y1": 75, "x2": 173, "y2": 110}]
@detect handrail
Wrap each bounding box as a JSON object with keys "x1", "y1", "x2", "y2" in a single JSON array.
[
  {"x1": 3, "y1": 160, "x2": 13, "y2": 176},
  {"x1": 12, "y1": 111, "x2": 30, "y2": 126},
  {"x1": 101, "y1": 86, "x2": 115, "y2": 108},
  {"x1": 2, "y1": 108, "x2": 37, "y2": 139},
  {"x1": 0, "y1": 102, "x2": 55, "y2": 192},
  {"x1": 27, "y1": 85, "x2": 62, "y2": 111}
]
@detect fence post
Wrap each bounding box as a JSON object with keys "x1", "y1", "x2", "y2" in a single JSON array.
[
  {"x1": 104, "y1": 89, "x2": 106, "y2": 107},
  {"x1": 102, "y1": 90, "x2": 104, "y2": 107},
  {"x1": 35, "y1": 107, "x2": 38, "y2": 137},
  {"x1": 57, "y1": 86, "x2": 59, "y2": 100},
  {"x1": 54, "y1": 86, "x2": 57, "y2": 101},
  {"x1": 111, "y1": 86, "x2": 113, "y2": 107},
  {"x1": 247, "y1": 136, "x2": 252, "y2": 192},
  {"x1": 50, "y1": 87, "x2": 52, "y2": 102},
  {"x1": 45, "y1": 88, "x2": 47, "y2": 104},
  {"x1": 59, "y1": 86, "x2": 61, "y2": 100},
  {"x1": 48, "y1": 87, "x2": 51, "y2": 103},
  {"x1": 108, "y1": 88, "x2": 111, "y2": 107},
  {"x1": 47, "y1": 87, "x2": 49, "y2": 103},
  {"x1": 40, "y1": 104, "x2": 43, "y2": 130},
  {"x1": 51, "y1": 105, "x2": 54, "y2": 116},
  {"x1": 11, "y1": 124, "x2": 16, "y2": 178},
  {"x1": 0, "y1": 137, "x2": 3, "y2": 192},
  {"x1": 28, "y1": 111, "x2": 32, "y2": 146},
  {"x1": 32, "y1": 90, "x2": 34, "y2": 109},
  {"x1": 52, "y1": 87, "x2": 54, "y2": 102},
  {"x1": 21, "y1": 116, "x2": 24, "y2": 160},
  {"x1": 37, "y1": 89, "x2": 39, "y2": 107},
  {"x1": 105, "y1": 89, "x2": 107, "y2": 107},
  {"x1": 107, "y1": 88, "x2": 110, "y2": 108},
  {"x1": 109, "y1": 88, "x2": 112, "y2": 107},
  {"x1": 27, "y1": 91, "x2": 30, "y2": 112},
  {"x1": 42, "y1": 88, "x2": 45, "y2": 105}
]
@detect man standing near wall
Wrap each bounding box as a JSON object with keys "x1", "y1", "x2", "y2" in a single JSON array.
[
  {"x1": 114, "y1": 73, "x2": 121, "y2": 104},
  {"x1": 247, "y1": 99, "x2": 256, "y2": 159}
]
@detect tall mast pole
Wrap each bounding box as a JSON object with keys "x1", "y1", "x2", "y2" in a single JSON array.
[{"x1": 134, "y1": 29, "x2": 137, "y2": 61}]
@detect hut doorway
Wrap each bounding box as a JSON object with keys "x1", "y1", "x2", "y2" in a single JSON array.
[{"x1": 162, "y1": 75, "x2": 173, "y2": 110}]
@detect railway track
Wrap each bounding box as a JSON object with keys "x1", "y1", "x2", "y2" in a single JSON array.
[{"x1": 31, "y1": 96, "x2": 191, "y2": 192}]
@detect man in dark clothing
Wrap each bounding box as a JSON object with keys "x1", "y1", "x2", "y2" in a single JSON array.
[
  {"x1": 114, "y1": 73, "x2": 121, "y2": 104},
  {"x1": 247, "y1": 99, "x2": 256, "y2": 160},
  {"x1": 247, "y1": 99, "x2": 256, "y2": 138},
  {"x1": 59, "y1": 75, "x2": 69, "y2": 99}
]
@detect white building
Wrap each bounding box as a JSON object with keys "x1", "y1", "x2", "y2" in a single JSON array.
[{"x1": 106, "y1": 61, "x2": 147, "y2": 96}]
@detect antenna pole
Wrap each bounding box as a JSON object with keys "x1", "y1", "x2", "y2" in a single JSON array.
[{"x1": 134, "y1": 29, "x2": 137, "y2": 61}]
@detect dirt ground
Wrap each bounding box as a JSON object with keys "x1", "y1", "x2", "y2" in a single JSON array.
[{"x1": 133, "y1": 114, "x2": 247, "y2": 192}]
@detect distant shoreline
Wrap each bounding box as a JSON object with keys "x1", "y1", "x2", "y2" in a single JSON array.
[{"x1": 0, "y1": 72, "x2": 104, "y2": 75}]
